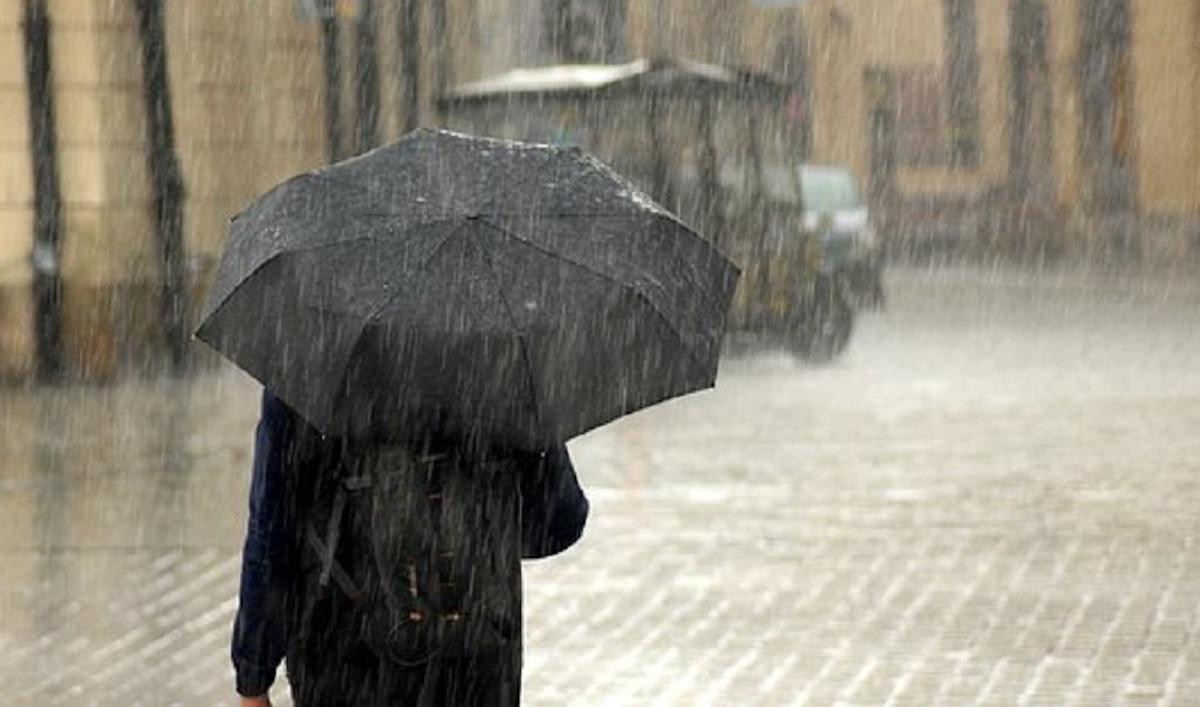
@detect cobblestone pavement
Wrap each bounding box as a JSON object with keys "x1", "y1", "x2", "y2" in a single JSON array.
[{"x1": 2, "y1": 264, "x2": 1200, "y2": 706}]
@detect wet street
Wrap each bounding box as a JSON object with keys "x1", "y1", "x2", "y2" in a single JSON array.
[{"x1": 2, "y1": 263, "x2": 1200, "y2": 706}]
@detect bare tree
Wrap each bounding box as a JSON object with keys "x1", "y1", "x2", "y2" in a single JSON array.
[
  {"x1": 400, "y1": 0, "x2": 420, "y2": 131},
  {"x1": 1079, "y1": 0, "x2": 1137, "y2": 258},
  {"x1": 430, "y1": 0, "x2": 449, "y2": 122},
  {"x1": 322, "y1": 14, "x2": 344, "y2": 163},
  {"x1": 355, "y1": 0, "x2": 381, "y2": 153},
  {"x1": 133, "y1": 0, "x2": 189, "y2": 372},
  {"x1": 22, "y1": 0, "x2": 63, "y2": 380}
]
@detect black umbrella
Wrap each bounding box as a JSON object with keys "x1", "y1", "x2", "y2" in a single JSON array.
[{"x1": 196, "y1": 129, "x2": 739, "y2": 446}]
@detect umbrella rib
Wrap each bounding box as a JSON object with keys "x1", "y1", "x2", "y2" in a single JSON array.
[
  {"x1": 473, "y1": 149, "x2": 649, "y2": 223},
  {"x1": 468, "y1": 235, "x2": 544, "y2": 436},
  {"x1": 204, "y1": 216, "x2": 473, "y2": 321},
  {"x1": 353, "y1": 156, "x2": 568, "y2": 324},
  {"x1": 482, "y1": 212, "x2": 733, "y2": 268},
  {"x1": 489, "y1": 212, "x2": 733, "y2": 325},
  {"x1": 322, "y1": 318, "x2": 374, "y2": 434},
  {"x1": 476, "y1": 151, "x2": 732, "y2": 267},
  {"x1": 474, "y1": 155, "x2": 610, "y2": 222},
  {"x1": 363, "y1": 219, "x2": 476, "y2": 323},
  {"x1": 313, "y1": 171, "x2": 460, "y2": 216},
  {"x1": 198, "y1": 238, "x2": 380, "y2": 335},
  {"x1": 265, "y1": 216, "x2": 467, "y2": 264},
  {"x1": 465, "y1": 148, "x2": 563, "y2": 215},
  {"x1": 475, "y1": 220, "x2": 629, "y2": 288},
  {"x1": 316, "y1": 142, "x2": 560, "y2": 217},
  {"x1": 476, "y1": 219, "x2": 711, "y2": 381}
]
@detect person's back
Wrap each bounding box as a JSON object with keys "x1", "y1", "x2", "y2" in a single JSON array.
[
  {"x1": 233, "y1": 391, "x2": 588, "y2": 706},
  {"x1": 286, "y1": 432, "x2": 523, "y2": 705}
]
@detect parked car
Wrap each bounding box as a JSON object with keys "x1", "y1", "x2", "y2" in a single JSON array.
[{"x1": 722, "y1": 162, "x2": 884, "y2": 361}]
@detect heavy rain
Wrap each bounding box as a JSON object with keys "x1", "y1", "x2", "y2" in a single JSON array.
[{"x1": 2, "y1": 1, "x2": 1199, "y2": 705}]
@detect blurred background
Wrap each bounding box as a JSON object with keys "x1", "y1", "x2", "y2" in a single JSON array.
[
  {"x1": 2, "y1": 1, "x2": 1199, "y2": 704},
  {"x1": 2, "y1": 0, "x2": 1198, "y2": 379}
]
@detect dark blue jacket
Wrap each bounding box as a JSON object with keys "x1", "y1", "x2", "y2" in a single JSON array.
[{"x1": 231, "y1": 390, "x2": 589, "y2": 696}]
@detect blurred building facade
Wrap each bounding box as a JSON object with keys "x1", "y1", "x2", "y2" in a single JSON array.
[
  {"x1": 1, "y1": 0, "x2": 1198, "y2": 380},
  {"x1": 629, "y1": 0, "x2": 1200, "y2": 263},
  {"x1": 0, "y1": 0, "x2": 484, "y2": 380}
]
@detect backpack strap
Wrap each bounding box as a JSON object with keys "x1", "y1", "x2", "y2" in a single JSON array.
[
  {"x1": 305, "y1": 520, "x2": 362, "y2": 600},
  {"x1": 305, "y1": 472, "x2": 374, "y2": 601}
]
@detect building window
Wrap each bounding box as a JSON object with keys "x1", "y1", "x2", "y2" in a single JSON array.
[
  {"x1": 894, "y1": 67, "x2": 950, "y2": 167},
  {"x1": 542, "y1": 0, "x2": 627, "y2": 63},
  {"x1": 944, "y1": 0, "x2": 981, "y2": 167}
]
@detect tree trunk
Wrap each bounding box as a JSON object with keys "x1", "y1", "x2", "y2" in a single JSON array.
[
  {"x1": 355, "y1": 0, "x2": 381, "y2": 153},
  {"x1": 1079, "y1": 0, "x2": 1137, "y2": 259},
  {"x1": 22, "y1": 0, "x2": 63, "y2": 381},
  {"x1": 133, "y1": 0, "x2": 189, "y2": 373},
  {"x1": 322, "y1": 16, "x2": 345, "y2": 163},
  {"x1": 400, "y1": 0, "x2": 421, "y2": 132},
  {"x1": 430, "y1": 0, "x2": 448, "y2": 122}
]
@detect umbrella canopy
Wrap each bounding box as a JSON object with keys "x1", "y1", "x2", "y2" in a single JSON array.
[{"x1": 196, "y1": 128, "x2": 739, "y2": 447}]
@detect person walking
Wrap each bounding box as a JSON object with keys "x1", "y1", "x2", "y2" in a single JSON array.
[
  {"x1": 196, "y1": 130, "x2": 736, "y2": 704},
  {"x1": 232, "y1": 389, "x2": 589, "y2": 706}
]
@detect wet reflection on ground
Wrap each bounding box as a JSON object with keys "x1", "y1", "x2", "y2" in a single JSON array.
[{"x1": 2, "y1": 263, "x2": 1199, "y2": 705}]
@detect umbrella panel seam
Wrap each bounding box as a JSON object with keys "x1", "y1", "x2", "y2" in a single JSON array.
[
  {"x1": 475, "y1": 218, "x2": 710, "y2": 382},
  {"x1": 467, "y1": 235, "x2": 544, "y2": 437},
  {"x1": 201, "y1": 217, "x2": 467, "y2": 324},
  {"x1": 355, "y1": 146, "x2": 620, "y2": 323},
  {"x1": 481, "y1": 212, "x2": 734, "y2": 269},
  {"x1": 324, "y1": 318, "x2": 374, "y2": 435},
  {"x1": 200, "y1": 132, "x2": 734, "y2": 441},
  {"x1": 312, "y1": 138, "x2": 561, "y2": 218},
  {"x1": 467, "y1": 149, "x2": 634, "y2": 223},
  {"x1": 357, "y1": 147, "x2": 573, "y2": 323},
  {"x1": 363, "y1": 219, "x2": 477, "y2": 323},
  {"x1": 463, "y1": 148, "x2": 565, "y2": 215}
]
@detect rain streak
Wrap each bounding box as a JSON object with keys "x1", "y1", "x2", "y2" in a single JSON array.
[{"x1": 1, "y1": 1, "x2": 1199, "y2": 705}]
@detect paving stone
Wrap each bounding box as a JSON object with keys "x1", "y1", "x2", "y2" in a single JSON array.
[{"x1": 3, "y1": 265, "x2": 1200, "y2": 705}]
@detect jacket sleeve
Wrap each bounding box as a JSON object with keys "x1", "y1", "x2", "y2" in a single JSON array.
[
  {"x1": 519, "y1": 444, "x2": 589, "y2": 559},
  {"x1": 230, "y1": 390, "x2": 294, "y2": 696}
]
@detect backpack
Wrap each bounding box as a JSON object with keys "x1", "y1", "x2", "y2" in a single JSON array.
[{"x1": 292, "y1": 437, "x2": 523, "y2": 667}]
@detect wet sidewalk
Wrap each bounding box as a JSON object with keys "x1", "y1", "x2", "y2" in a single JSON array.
[{"x1": 3, "y1": 264, "x2": 1200, "y2": 705}]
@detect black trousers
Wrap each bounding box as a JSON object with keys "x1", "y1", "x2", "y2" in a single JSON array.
[{"x1": 288, "y1": 645, "x2": 521, "y2": 707}]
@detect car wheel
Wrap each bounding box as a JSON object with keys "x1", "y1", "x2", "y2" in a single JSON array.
[{"x1": 792, "y1": 277, "x2": 854, "y2": 362}]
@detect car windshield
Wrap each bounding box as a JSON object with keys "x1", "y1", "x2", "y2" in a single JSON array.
[
  {"x1": 799, "y1": 167, "x2": 863, "y2": 211},
  {"x1": 716, "y1": 163, "x2": 864, "y2": 214}
]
